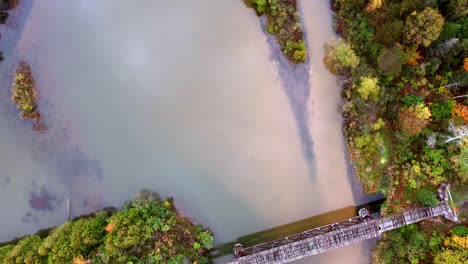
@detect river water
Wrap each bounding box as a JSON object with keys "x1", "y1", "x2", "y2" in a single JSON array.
[{"x1": 0, "y1": 0, "x2": 374, "y2": 263}]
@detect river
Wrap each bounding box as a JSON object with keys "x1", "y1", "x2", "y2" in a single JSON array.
[{"x1": 0, "y1": 1, "x2": 374, "y2": 263}]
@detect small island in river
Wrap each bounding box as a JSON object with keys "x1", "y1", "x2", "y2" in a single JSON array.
[
  {"x1": 11, "y1": 62, "x2": 47, "y2": 132},
  {"x1": 245, "y1": 0, "x2": 308, "y2": 63}
]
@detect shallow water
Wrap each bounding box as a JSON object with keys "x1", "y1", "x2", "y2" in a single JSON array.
[{"x1": 0, "y1": 0, "x2": 373, "y2": 262}]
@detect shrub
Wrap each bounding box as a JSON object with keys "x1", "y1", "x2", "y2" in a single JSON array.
[
  {"x1": 251, "y1": 0, "x2": 267, "y2": 14},
  {"x1": 452, "y1": 225, "x2": 468, "y2": 236},
  {"x1": 431, "y1": 100, "x2": 455, "y2": 120},
  {"x1": 373, "y1": 118, "x2": 386, "y2": 131},
  {"x1": 416, "y1": 188, "x2": 438, "y2": 206},
  {"x1": 196, "y1": 230, "x2": 214, "y2": 250},
  {"x1": 401, "y1": 94, "x2": 424, "y2": 107}
]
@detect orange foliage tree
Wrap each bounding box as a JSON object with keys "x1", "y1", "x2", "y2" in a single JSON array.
[
  {"x1": 399, "y1": 104, "x2": 431, "y2": 136},
  {"x1": 454, "y1": 103, "x2": 468, "y2": 123}
]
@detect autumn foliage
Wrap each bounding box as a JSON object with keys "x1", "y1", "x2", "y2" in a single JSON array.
[
  {"x1": 454, "y1": 103, "x2": 468, "y2": 123},
  {"x1": 10, "y1": 62, "x2": 47, "y2": 132},
  {"x1": 399, "y1": 104, "x2": 431, "y2": 136}
]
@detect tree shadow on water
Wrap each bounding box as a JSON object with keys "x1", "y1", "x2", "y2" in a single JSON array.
[{"x1": 259, "y1": 17, "x2": 316, "y2": 179}]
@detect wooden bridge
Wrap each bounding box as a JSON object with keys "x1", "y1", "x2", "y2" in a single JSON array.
[{"x1": 231, "y1": 184, "x2": 459, "y2": 264}]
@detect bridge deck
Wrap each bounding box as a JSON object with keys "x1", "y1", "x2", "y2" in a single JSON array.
[{"x1": 233, "y1": 203, "x2": 453, "y2": 264}]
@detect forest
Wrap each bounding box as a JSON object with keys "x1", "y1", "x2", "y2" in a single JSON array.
[
  {"x1": 0, "y1": 190, "x2": 214, "y2": 264},
  {"x1": 327, "y1": 0, "x2": 467, "y2": 262}
]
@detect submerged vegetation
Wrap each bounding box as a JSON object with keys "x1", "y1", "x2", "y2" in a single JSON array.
[
  {"x1": 11, "y1": 62, "x2": 46, "y2": 132},
  {"x1": 0, "y1": 190, "x2": 214, "y2": 263},
  {"x1": 329, "y1": 0, "x2": 468, "y2": 262},
  {"x1": 244, "y1": 0, "x2": 307, "y2": 63},
  {"x1": 0, "y1": 0, "x2": 18, "y2": 61}
]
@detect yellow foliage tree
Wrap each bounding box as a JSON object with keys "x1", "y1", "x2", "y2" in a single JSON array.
[
  {"x1": 444, "y1": 235, "x2": 468, "y2": 249},
  {"x1": 357, "y1": 76, "x2": 380, "y2": 101}
]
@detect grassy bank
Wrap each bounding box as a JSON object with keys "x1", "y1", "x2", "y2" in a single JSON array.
[
  {"x1": 244, "y1": 0, "x2": 307, "y2": 63},
  {"x1": 0, "y1": 190, "x2": 214, "y2": 264},
  {"x1": 212, "y1": 199, "x2": 384, "y2": 258}
]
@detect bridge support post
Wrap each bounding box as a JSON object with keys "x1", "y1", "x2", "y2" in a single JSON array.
[
  {"x1": 233, "y1": 243, "x2": 244, "y2": 258},
  {"x1": 358, "y1": 208, "x2": 370, "y2": 220}
]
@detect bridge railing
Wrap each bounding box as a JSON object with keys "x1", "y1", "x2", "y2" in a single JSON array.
[{"x1": 234, "y1": 213, "x2": 373, "y2": 257}]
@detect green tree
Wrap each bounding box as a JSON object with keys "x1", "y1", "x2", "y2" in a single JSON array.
[
  {"x1": 416, "y1": 188, "x2": 438, "y2": 206},
  {"x1": 323, "y1": 38, "x2": 360, "y2": 75},
  {"x1": 438, "y1": 22, "x2": 462, "y2": 41},
  {"x1": 357, "y1": 76, "x2": 380, "y2": 101},
  {"x1": 401, "y1": 94, "x2": 424, "y2": 107},
  {"x1": 0, "y1": 245, "x2": 14, "y2": 262},
  {"x1": 405, "y1": 7, "x2": 444, "y2": 47},
  {"x1": 196, "y1": 230, "x2": 214, "y2": 250},
  {"x1": 38, "y1": 221, "x2": 75, "y2": 263},
  {"x1": 377, "y1": 46, "x2": 407, "y2": 77},
  {"x1": 251, "y1": 0, "x2": 267, "y2": 14},
  {"x1": 431, "y1": 100, "x2": 455, "y2": 120},
  {"x1": 103, "y1": 207, "x2": 152, "y2": 258},
  {"x1": 3, "y1": 235, "x2": 44, "y2": 264},
  {"x1": 374, "y1": 20, "x2": 405, "y2": 47},
  {"x1": 70, "y1": 217, "x2": 106, "y2": 256},
  {"x1": 452, "y1": 225, "x2": 468, "y2": 236}
]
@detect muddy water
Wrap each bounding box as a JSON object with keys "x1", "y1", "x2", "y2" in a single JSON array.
[{"x1": 0, "y1": 0, "x2": 373, "y2": 263}]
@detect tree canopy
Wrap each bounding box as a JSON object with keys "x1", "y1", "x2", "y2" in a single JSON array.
[
  {"x1": 405, "y1": 7, "x2": 445, "y2": 47},
  {"x1": 323, "y1": 38, "x2": 360, "y2": 75},
  {"x1": 0, "y1": 190, "x2": 214, "y2": 264},
  {"x1": 357, "y1": 76, "x2": 380, "y2": 101}
]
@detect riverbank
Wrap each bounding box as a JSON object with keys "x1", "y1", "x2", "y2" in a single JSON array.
[
  {"x1": 0, "y1": 190, "x2": 214, "y2": 263},
  {"x1": 328, "y1": 0, "x2": 467, "y2": 262}
]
